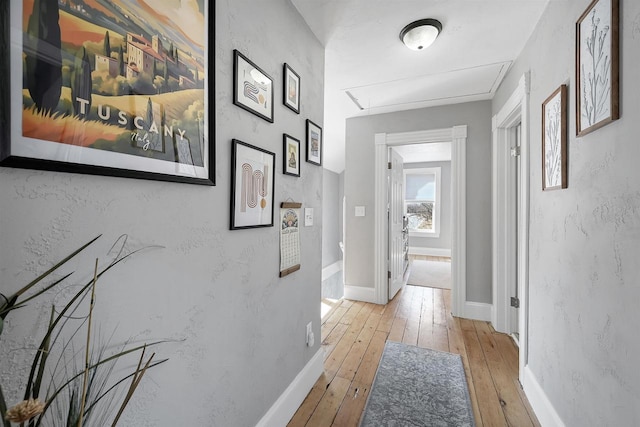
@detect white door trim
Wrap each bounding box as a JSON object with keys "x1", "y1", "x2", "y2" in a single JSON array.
[
  {"x1": 374, "y1": 126, "x2": 467, "y2": 318},
  {"x1": 491, "y1": 72, "x2": 530, "y2": 384}
]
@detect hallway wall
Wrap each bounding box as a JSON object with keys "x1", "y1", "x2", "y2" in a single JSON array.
[
  {"x1": 0, "y1": 1, "x2": 325, "y2": 425},
  {"x1": 344, "y1": 101, "x2": 492, "y2": 304},
  {"x1": 493, "y1": 0, "x2": 640, "y2": 424}
]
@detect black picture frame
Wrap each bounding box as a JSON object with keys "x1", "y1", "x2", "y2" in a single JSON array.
[
  {"x1": 233, "y1": 50, "x2": 274, "y2": 123},
  {"x1": 283, "y1": 63, "x2": 300, "y2": 114},
  {"x1": 306, "y1": 119, "x2": 322, "y2": 166},
  {"x1": 283, "y1": 134, "x2": 300, "y2": 177},
  {"x1": 575, "y1": 0, "x2": 619, "y2": 137},
  {"x1": 0, "y1": 1, "x2": 215, "y2": 185},
  {"x1": 230, "y1": 139, "x2": 275, "y2": 230}
]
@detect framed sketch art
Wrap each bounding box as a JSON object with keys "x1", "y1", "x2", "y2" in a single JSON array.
[
  {"x1": 283, "y1": 134, "x2": 300, "y2": 177},
  {"x1": 283, "y1": 63, "x2": 300, "y2": 114},
  {"x1": 306, "y1": 119, "x2": 322, "y2": 166},
  {"x1": 542, "y1": 85, "x2": 568, "y2": 191},
  {"x1": 230, "y1": 139, "x2": 275, "y2": 230},
  {"x1": 0, "y1": 0, "x2": 215, "y2": 185},
  {"x1": 233, "y1": 50, "x2": 274, "y2": 123},
  {"x1": 576, "y1": 0, "x2": 619, "y2": 137}
]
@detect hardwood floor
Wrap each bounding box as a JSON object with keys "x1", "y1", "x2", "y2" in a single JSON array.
[{"x1": 288, "y1": 285, "x2": 540, "y2": 427}]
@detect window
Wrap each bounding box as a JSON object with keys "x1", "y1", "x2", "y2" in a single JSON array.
[{"x1": 404, "y1": 167, "x2": 441, "y2": 237}]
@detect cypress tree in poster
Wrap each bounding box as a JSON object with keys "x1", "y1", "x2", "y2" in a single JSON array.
[
  {"x1": 72, "y1": 46, "x2": 92, "y2": 117},
  {"x1": 25, "y1": 0, "x2": 62, "y2": 113},
  {"x1": 103, "y1": 31, "x2": 111, "y2": 57}
]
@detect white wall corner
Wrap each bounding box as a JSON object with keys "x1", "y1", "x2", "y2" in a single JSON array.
[
  {"x1": 255, "y1": 349, "x2": 324, "y2": 427},
  {"x1": 344, "y1": 285, "x2": 377, "y2": 303},
  {"x1": 462, "y1": 302, "x2": 492, "y2": 322},
  {"x1": 523, "y1": 366, "x2": 566, "y2": 427}
]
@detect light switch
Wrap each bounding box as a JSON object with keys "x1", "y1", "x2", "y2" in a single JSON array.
[
  {"x1": 304, "y1": 208, "x2": 314, "y2": 226},
  {"x1": 355, "y1": 206, "x2": 366, "y2": 217}
]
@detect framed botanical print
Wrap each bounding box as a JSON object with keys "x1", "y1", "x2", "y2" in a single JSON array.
[
  {"x1": 305, "y1": 119, "x2": 322, "y2": 166},
  {"x1": 0, "y1": 0, "x2": 215, "y2": 185},
  {"x1": 542, "y1": 85, "x2": 568, "y2": 191},
  {"x1": 283, "y1": 63, "x2": 300, "y2": 114},
  {"x1": 230, "y1": 139, "x2": 275, "y2": 230},
  {"x1": 233, "y1": 50, "x2": 274, "y2": 123},
  {"x1": 576, "y1": 0, "x2": 619, "y2": 137},
  {"x1": 283, "y1": 134, "x2": 300, "y2": 177}
]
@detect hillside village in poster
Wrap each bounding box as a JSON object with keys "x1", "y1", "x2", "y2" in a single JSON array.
[{"x1": 22, "y1": 0, "x2": 207, "y2": 167}]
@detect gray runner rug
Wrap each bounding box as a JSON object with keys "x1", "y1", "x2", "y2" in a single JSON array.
[{"x1": 360, "y1": 341, "x2": 475, "y2": 427}]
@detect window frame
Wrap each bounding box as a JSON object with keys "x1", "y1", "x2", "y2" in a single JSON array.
[{"x1": 403, "y1": 167, "x2": 441, "y2": 238}]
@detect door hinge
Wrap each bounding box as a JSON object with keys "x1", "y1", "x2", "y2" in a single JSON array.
[
  {"x1": 388, "y1": 162, "x2": 392, "y2": 169},
  {"x1": 510, "y1": 297, "x2": 520, "y2": 308},
  {"x1": 510, "y1": 146, "x2": 521, "y2": 157},
  {"x1": 388, "y1": 271, "x2": 391, "y2": 279}
]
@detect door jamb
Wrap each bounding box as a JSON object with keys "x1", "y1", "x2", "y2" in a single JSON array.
[
  {"x1": 374, "y1": 126, "x2": 467, "y2": 317},
  {"x1": 491, "y1": 72, "x2": 530, "y2": 383}
]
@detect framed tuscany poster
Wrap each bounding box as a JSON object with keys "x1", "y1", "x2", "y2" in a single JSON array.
[
  {"x1": 0, "y1": 0, "x2": 215, "y2": 185},
  {"x1": 230, "y1": 139, "x2": 275, "y2": 230}
]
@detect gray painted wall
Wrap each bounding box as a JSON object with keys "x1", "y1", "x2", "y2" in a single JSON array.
[
  {"x1": 404, "y1": 161, "x2": 452, "y2": 251},
  {"x1": 0, "y1": 1, "x2": 324, "y2": 425},
  {"x1": 344, "y1": 101, "x2": 492, "y2": 303},
  {"x1": 322, "y1": 169, "x2": 342, "y2": 267},
  {"x1": 493, "y1": 0, "x2": 640, "y2": 424}
]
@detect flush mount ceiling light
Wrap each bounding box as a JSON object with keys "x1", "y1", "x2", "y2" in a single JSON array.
[{"x1": 399, "y1": 19, "x2": 442, "y2": 51}]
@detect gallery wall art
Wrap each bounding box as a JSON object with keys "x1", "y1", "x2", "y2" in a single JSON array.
[
  {"x1": 0, "y1": 0, "x2": 215, "y2": 184},
  {"x1": 233, "y1": 50, "x2": 274, "y2": 123},
  {"x1": 542, "y1": 85, "x2": 568, "y2": 191}
]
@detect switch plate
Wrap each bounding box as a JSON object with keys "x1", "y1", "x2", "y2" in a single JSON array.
[
  {"x1": 355, "y1": 206, "x2": 366, "y2": 217},
  {"x1": 304, "y1": 208, "x2": 313, "y2": 226}
]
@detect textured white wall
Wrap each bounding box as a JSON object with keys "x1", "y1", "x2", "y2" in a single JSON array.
[
  {"x1": 0, "y1": 0, "x2": 324, "y2": 425},
  {"x1": 344, "y1": 101, "x2": 493, "y2": 303},
  {"x1": 494, "y1": 0, "x2": 640, "y2": 424}
]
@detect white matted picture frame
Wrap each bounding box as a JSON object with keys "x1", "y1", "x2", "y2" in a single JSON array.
[
  {"x1": 283, "y1": 63, "x2": 300, "y2": 114},
  {"x1": 575, "y1": 0, "x2": 619, "y2": 137},
  {"x1": 233, "y1": 50, "x2": 274, "y2": 123},
  {"x1": 305, "y1": 119, "x2": 322, "y2": 166},
  {"x1": 283, "y1": 134, "x2": 300, "y2": 177},
  {"x1": 542, "y1": 85, "x2": 568, "y2": 191},
  {"x1": 230, "y1": 139, "x2": 275, "y2": 229}
]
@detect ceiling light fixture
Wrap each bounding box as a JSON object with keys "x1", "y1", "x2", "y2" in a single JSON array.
[{"x1": 399, "y1": 19, "x2": 442, "y2": 51}]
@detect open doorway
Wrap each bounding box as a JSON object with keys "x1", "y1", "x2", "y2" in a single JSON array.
[
  {"x1": 321, "y1": 170, "x2": 345, "y2": 320},
  {"x1": 373, "y1": 126, "x2": 468, "y2": 317}
]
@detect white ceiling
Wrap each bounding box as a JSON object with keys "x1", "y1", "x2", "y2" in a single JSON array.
[
  {"x1": 291, "y1": 0, "x2": 550, "y2": 173},
  {"x1": 394, "y1": 142, "x2": 451, "y2": 164}
]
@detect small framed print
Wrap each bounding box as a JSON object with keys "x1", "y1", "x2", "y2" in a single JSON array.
[
  {"x1": 230, "y1": 139, "x2": 275, "y2": 229},
  {"x1": 542, "y1": 85, "x2": 568, "y2": 191},
  {"x1": 576, "y1": 0, "x2": 619, "y2": 136},
  {"x1": 283, "y1": 134, "x2": 300, "y2": 177},
  {"x1": 283, "y1": 63, "x2": 300, "y2": 114},
  {"x1": 306, "y1": 119, "x2": 322, "y2": 166},
  {"x1": 233, "y1": 50, "x2": 274, "y2": 123}
]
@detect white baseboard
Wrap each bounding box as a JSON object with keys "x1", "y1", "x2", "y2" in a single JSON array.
[
  {"x1": 322, "y1": 260, "x2": 343, "y2": 282},
  {"x1": 255, "y1": 348, "x2": 324, "y2": 427},
  {"x1": 343, "y1": 285, "x2": 377, "y2": 303},
  {"x1": 462, "y1": 302, "x2": 492, "y2": 321},
  {"x1": 523, "y1": 366, "x2": 566, "y2": 427},
  {"x1": 409, "y1": 247, "x2": 452, "y2": 257}
]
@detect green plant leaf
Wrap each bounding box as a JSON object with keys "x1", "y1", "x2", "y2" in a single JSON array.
[{"x1": 0, "y1": 383, "x2": 11, "y2": 427}]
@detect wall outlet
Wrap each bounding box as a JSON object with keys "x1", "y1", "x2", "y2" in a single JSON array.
[{"x1": 306, "y1": 321, "x2": 314, "y2": 347}]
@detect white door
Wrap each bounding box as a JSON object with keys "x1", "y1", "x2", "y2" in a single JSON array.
[
  {"x1": 388, "y1": 147, "x2": 405, "y2": 300},
  {"x1": 509, "y1": 123, "x2": 522, "y2": 340}
]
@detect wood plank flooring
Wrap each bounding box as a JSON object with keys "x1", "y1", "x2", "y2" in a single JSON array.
[{"x1": 288, "y1": 285, "x2": 540, "y2": 427}]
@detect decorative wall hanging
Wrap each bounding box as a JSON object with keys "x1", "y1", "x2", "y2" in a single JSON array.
[
  {"x1": 542, "y1": 85, "x2": 568, "y2": 191},
  {"x1": 230, "y1": 139, "x2": 275, "y2": 229},
  {"x1": 283, "y1": 134, "x2": 301, "y2": 177},
  {"x1": 280, "y1": 201, "x2": 302, "y2": 277},
  {"x1": 0, "y1": 0, "x2": 215, "y2": 185},
  {"x1": 306, "y1": 119, "x2": 322, "y2": 166},
  {"x1": 576, "y1": 0, "x2": 619, "y2": 137},
  {"x1": 233, "y1": 50, "x2": 274, "y2": 123},
  {"x1": 283, "y1": 63, "x2": 300, "y2": 114}
]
